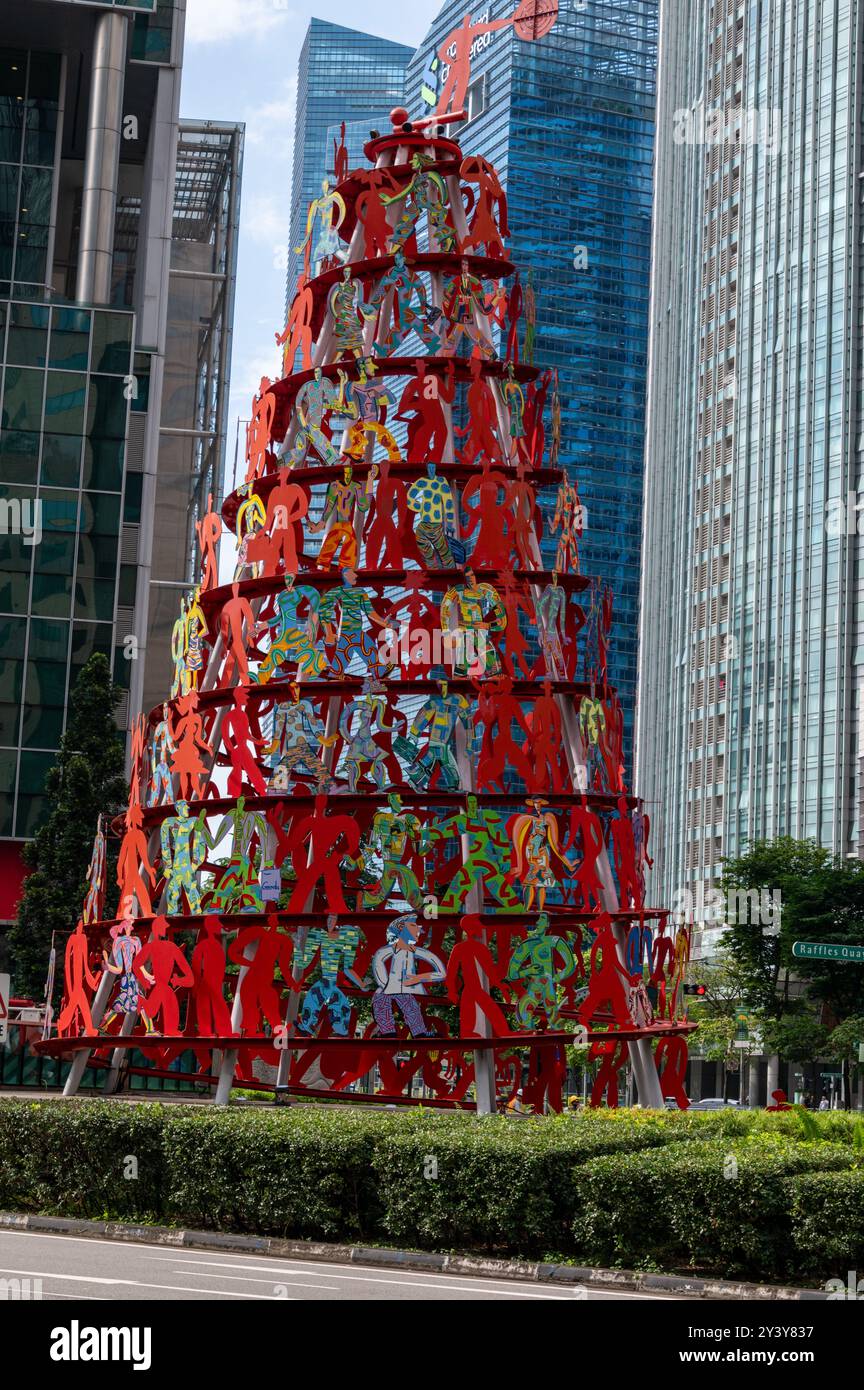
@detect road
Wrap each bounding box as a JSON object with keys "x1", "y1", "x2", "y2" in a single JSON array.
[{"x1": 0, "y1": 1231, "x2": 675, "y2": 1301}]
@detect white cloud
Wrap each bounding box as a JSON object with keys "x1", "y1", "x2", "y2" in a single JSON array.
[
  {"x1": 185, "y1": 0, "x2": 294, "y2": 45},
  {"x1": 244, "y1": 77, "x2": 297, "y2": 160}
]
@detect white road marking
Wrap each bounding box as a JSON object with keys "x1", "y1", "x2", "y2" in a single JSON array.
[{"x1": 0, "y1": 1266, "x2": 287, "y2": 1299}]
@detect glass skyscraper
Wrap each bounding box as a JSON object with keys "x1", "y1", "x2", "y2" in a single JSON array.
[
  {"x1": 0, "y1": 1, "x2": 241, "y2": 924},
  {"x1": 638, "y1": 0, "x2": 861, "y2": 930},
  {"x1": 285, "y1": 19, "x2": 414, "y2": 311},
  {"x1": 405, "y1": 0, "x2": 658, "y2": 768}
]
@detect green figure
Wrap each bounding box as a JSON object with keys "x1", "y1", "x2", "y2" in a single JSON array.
[
  {"x1": 505, "y1": 912, "x2": 576, "y2": 1031},
  {"x1": 161, "y1": 800, "x2": 206, "y2": 914},
  {"x1": 361, "y1": 792, "x2": 431, "y2": 910},
  {"x1": 433, "y1": 793, "x2": 521, "y2": 913},
  {"x1": 202, "y1": 797, "x2": 271, "y2": 914}
]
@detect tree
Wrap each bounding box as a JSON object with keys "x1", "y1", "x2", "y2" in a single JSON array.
[
  {"x1": 6, "y1": 654, "x2": 127, "y2": 999},
  {"x1": 721, "y1": 837, "x2": 864, "y2": 1023}
]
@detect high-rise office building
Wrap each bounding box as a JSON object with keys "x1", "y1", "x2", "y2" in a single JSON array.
[
  {"x1": 405, "y1": 0, "x2": 658, "y2": 766},
  {"x1": 285, "y1": 19, "x2": 413, "y2": 310},
  {"x1": 637, "y1": 0, "x2": 861, "y2": 926},
  {"x1": 0, "y1": 1, "x2": 241, "y2": 915}
]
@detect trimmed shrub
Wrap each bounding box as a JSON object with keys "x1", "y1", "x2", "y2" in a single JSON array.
[
  {"x1": 790, "y1": 1170, "x2": 864, "y2": 1279},
  {"x1": 571, "y1": 1135, "x2": 860, "y2": 1280}
]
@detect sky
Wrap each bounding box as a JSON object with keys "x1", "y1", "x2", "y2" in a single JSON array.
[{"x1": 180, "y1": 0, "x2": 443, "y2": 494}]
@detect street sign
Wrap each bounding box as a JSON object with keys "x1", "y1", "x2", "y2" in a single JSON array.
[
  {"x1": 792, "y1": 941, "x2": 864, "y2": 963},
  {"x1": 0, "y1": 973, "x2": 9, "y2": 1045}
]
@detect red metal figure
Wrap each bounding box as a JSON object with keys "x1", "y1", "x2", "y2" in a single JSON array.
[
  {"x1": 195, "y1": 493, "x2": 222, "y2": 593},
  {"x1": 566, "y1": 796, "x2": 606, "y2": 911},
  {"x1": 276, "y1": 275, "x2": 314, "y2": 375},
  {"x1": 285, "y1": 795, "x2": 362, "y2": 913},
  {"x1": 446, "y1": 915, "x2": 509, "y2": 1037},
  {"x1": 611, "y1": 794, "x2": 642, "y2": 910},
  {"x1": 219, "y1": 582, "x2": 255, "y2": 687},
  {"x1": 265, "y1": 466, "x2": 309, "y2": 577},
  {"x1": 224, "y1": 686, "x2": 267, "y2": 798},
  {"x1": 228, "y1": 906, "x2": 297, "y2": 1034},
  {"x1": 527, "y1": 679, "x2": 567, "y2": 793},
  {"x1": 187, "y1": 916, "x2": 234, "y2": 1036},
  {"x1": 56, "y1": 921, "x2": 100, "y2": 1037},
  {"x1": 460, "y1": 155, "x2": 509, "y2": 258},
  {"x1": 461, "y1": 459, "x2": 511, "y2": 569},
  {"x1": 245, "y1": 377, "x2": 276, "y2": 483},
  {"x1": 395, "y1": 358, "x2": 456, "y2": 462},
  {"x1": 364, "y1": 457, "x2": 409, "y2": 570},
  {"x1": 134, "y1": 916, "x2": 194, "y2": 1036},
  {"x1": 117, "y1": 802, "x2": 156, "y2": 917},
  {"x1": 577, "y1": 913, "x2": 634, "y2": 1030},
  {"x1": 171, "y1": 689, "x2": 213, "y2": 801},
  {"x1": 474, "y1": 675, "x2": 533, "y2": 791},
  {"x1": 455, "y1": 353, "x2": 500, "y2": 464}
]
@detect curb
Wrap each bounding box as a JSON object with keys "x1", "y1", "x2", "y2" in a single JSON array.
[{"x1": 0, "y1": 1211, "x2": 828, "y2": 1299}]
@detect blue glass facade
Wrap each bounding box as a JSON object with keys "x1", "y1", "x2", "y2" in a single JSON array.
[
  {"x1": 286, "y1": 20, "x2": 413, "y2": 312},
  {"x1": 405, "y1": 0, "x2": 657, "y2": 771}
]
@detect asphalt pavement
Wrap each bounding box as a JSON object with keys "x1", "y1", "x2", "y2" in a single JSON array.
[{"x1": 0, "y1": 1230, "x2": 675, "y2": 1300}]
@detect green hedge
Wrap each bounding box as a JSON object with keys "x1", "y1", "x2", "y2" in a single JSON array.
[{"x1": 0, "y1": 1098, "x2": 861, "y2": 1282}]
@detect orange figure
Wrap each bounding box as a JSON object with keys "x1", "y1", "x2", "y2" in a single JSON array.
[
  {"x1": 116, "y1": 802, "x2": 156, "y2": 917},
  {"x1": 245, "y1": 376, "x2": 277, "y2": 483},
  {"x1": 56, "y1": 921, "x2": 101, "y2": 1037},
  {"x1": 266, "y1": 466, "x2": 309, "y2": 576},
  {"x1": 195, "y1": 493, "x2": 222, "y2": 593},
  {"x1": 223, "y1": 686, "x2": 267, "y2": 798},
  {"x1": 446, "y1": 915, "x2": 510, "y2": 1037},
  {"x1": 134, "y1": 916, "x2": 194, "y2": 1036},
  {"x1": 171, "y1": 689, "x2": 213, "y2": 801},
  {"x1": 219, "y1": 581, "x2": 255, "y2": 687},
  {"x1": 276, "y1": 275, "x2": 314, "y2": 376}
]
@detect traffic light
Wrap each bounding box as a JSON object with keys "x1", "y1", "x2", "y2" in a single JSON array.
[{"x1": 683, "y1": 983, "x2": 707, "y2": 997}]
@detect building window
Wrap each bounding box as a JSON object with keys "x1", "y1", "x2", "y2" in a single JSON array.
[{"x1": 465, "y1": 74, "x2": 487, "y2": 126}]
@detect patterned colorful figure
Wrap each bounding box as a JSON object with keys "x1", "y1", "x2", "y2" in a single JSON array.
[
  {"x1": 402, "y1": 667, "x2": 475, "y2": 791},
  {"x1": 265, "y1": 684, "x2": 332, "y2": 793},
  {"x1": 505, "y1": 912, "x2": 576, "y2": 1030},
  {"x1": 434, "y1": 794, "x2": 520, "y2": 912},
  {"x1": 297, "y1": 916, "x2": 365, "y2": 1036},
  {"x1": 309, "y1": 462, "x2": 374, "y2": 570},
  {"x1": 254, "y1": 575, "x2": 325, "y2": 684},
  {"x1": 371, "y1": 913, "x2": 444, "y2": 1038},
  {"x1": 440, "y1": 568, "x2": 506, "y2": 678},
  {"x1": 362, "y1": 794, "x2": 430, "y2": 910},
  {"x1": 319, "y1": 567, "x2": 390, "y2": 678},
  {"x1": 160, "y1": 800, "x2": 206, "y2": 915},
  {"x1": 406, "y1": 462, "x2": 457, "y2": 569},
  {"x1": 509, "y1": 798, "x2": 576, "y2": 911}
]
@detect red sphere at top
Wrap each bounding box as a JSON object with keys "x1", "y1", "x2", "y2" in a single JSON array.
[{"x1": 390, "y1": 106, "x2": 410, "y2": 128}]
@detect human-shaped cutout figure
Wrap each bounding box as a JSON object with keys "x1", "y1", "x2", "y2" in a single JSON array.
[
  {"x1": 433, "y1": 794, "x2": 520, "y2": 912},
  {"x1": 254, "y1": 574, "x2": 325, "y2": 685},
  {"x1": 82, "y1": 815, "x2": 107, "y2": 925},
  {"x1": 455, "y1": 353, "x2": 501, "y2": 464},
  {"x1": 276, "y1": 272, "x2": 314, "y2": 375},
  {"x1": 461, "y1": 458, "x2": 511, "y2": 569},
  {"x1": 278, "y1": 367, "x2": 344, "y2": 469},
  {"x1": 499, "y1": 575, "x2": 534, "y2": 681},
  {"x1": 502, "y1": 361, "x2": 529, "y2": 461},
  {"x1": 588, "y1": 1037, "x2": 629, "y2": 1109},
  {"x1": 355, "y1": 168, "x2": 397, "y2": 260},
  {"x1": 160, "y1": 800, "x2": 206, "y2": 915},
  {"x1": 534, "y1": 572, "x2": 566, "y2": 677},
  {"x1": 460, "y1": 155, "x2": 509, "y2": 258},
  {"x1": 504, "y1": 911, "x2": 575, "y2": 1031},
  {"x1": 56, "y1": 921, "x2": 101, "y2": 1037},
  {"x1": 407, "y1": 462, "x2": 458, "y2": 570},
  {"x1": 441, "y1": 257, "x2": 494, "y2": 358},
  {"x1": 446, "y1": 914, "x2": 509, "y2": 1037},
  {"x1": 395, "y1": 666, "x2": 473, "y2": 792},
  {"x1": 195, "y1": 493, "x2": 222, "y2": 594},
  {"x1": 337, "y1": 676, "x2": 394, "y2": 792},
  {"x1": 265, "y1": 465, "x2": 309, "y2": 577},
  {"x1": 187, "y1": 916, "x2": 233, "y2": 1036},
  {"x1": 117, "y1": 802, "x2": 156, "y2": 918},
  {"x1": 441, "y1": 567, "x2": 507, "y2": 679},
  {"x1": 506, "y1": 462, "x2": 540, "y2": 570},
  {"x1": 655, "y1": 1035, "x2": 690, "y2": 1109},
  {"x1": 201, "y1": 796, "x2": 270, "y2": 914},
  {"x1": 296, "y1": 177, "x2": 347, "y2": 278},
  {"x1": 308, "y1": 462, "x2": 374, "y2": 570},
  {"x1": 134, "y1": 916, "x2": 194, "y2": 1036},
  {"x1": 285, "y1": 794, "x2": 362, "y2": 913},
  {"x1": 224, "y1": 686, "x2": 267, "y2": 798},
  {"x1": 361, "y1": 792, "x2": 430, "y2": 910},
  {"x1": 245, "y1": 377, "x2": 276, "y2": 483},
  {"x1": 523, "y1": 369, "x2": 549, "y2": 467},
  {"x1": 100, "y1": 917, "x2": 155, "y2": 1036},
  {"x1": 577, "y1": 913, "x2": 635, "y2": 1030},
  {"x1": 319, "y1": 566, "x2": 390, "y2": 679},
  {"x1": 219, "y1": 581, "x2": 255, "y2": 688},
  {"x1": 433, "y1": 4, "x2": 557, "y2": 118},
  {"x1": 565, "y1": 795, "x2": 606, "y2": 911},
  {"x1": 364, "y1": 456, "x2": 409, "y2": 570},
  {"x1": 527, "y1": 679, "x2": 567, "y2": 794},
  {"x1": 146, "y1": 703, "x2": 176, "y2": 807},
  {"x1": 228, "y1": 904, "x2": 297, "y2": 1034},
  {"x1": 381, "y1": 571, "x2": 441, "y2": 679},
  {"x1": 610, "y1": 795, "x2": 641, "y2": 910},
  {"x1": 328, "y1": 266, "x2": 375, "y2": 361},
  {"x1": 509, "y1": 797, "x2": 576, "y2": 911},
  {"x1": 171, "y1": 689, "x2": 213, "y2": 802},
  {"x1": 265, "y1": 681, "x2": 333, "y2": 794},
  {"x1": 474, "y1": 675, "x2": 533, "y2": 791},
  {"x1": 371, "y1": 912, "x2": 444, "y2": 1038},
  {"x1": 381, "y1": 152, "x2": 453, "y2": 254},
  {"x1": 295, "y1": 914, "x2": 365, "y2": 1037},
  {"x1": 369, "y1": 250, "x2": 441, "y2": 356},
  {"x1": 395, "y1": 359, "x2": 455, "y2": 463},
  {"x1": 551, "y1": 477, "x2": 583, "y2": 575}
]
